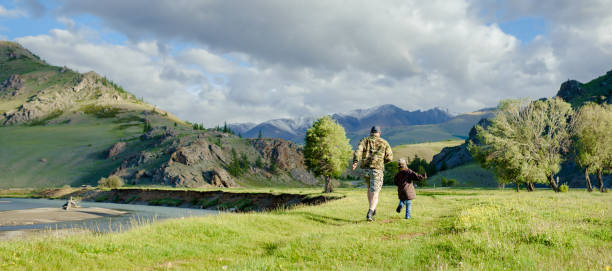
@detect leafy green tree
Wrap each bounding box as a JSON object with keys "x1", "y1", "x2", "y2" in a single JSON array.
[
  {"x1": 470, "y1": 98, "x2": 573, "y2": 192},
  {"x1": 304, "y1": 116, "x2": 352, "y2": 193},
  {"x1": 441, "y1": 176, "x2": 447, "y2": 187},
  {"x1": 571, "y1": 103, "x2": 612, "y2": 192}
]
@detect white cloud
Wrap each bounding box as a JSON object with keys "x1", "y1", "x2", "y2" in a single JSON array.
[
  {"x1": 0, "y1": 4, "x2": 24, "y2": 17},
  {"x1": 13, "y1": 0, "x2": 612, "y2": 124}
]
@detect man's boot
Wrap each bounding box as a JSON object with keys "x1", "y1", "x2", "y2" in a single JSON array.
[{"x1": 366, "y1": 209, "x2": 374, "y2": 221}]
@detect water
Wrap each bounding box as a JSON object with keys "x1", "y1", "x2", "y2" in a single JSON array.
[{"x1": 0, "y1": 198, "x2": 218, "y2": 233}]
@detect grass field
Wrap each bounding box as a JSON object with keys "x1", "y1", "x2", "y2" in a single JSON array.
[
  {"x1": 429, "y1": 162, "x2": 498, "y2": 187},
  {"x1": 392, "y1": 140, "x2": 464, "y2": 162},
  {"x1": 1, "y1": 187, "x2": 610, "y2": 270}
]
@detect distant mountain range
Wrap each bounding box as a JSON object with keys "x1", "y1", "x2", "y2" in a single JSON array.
[
  {"x1": 230, "y1": 104, "x2": 457, "y2": 145},
  {"x1": 230, "y1": 105, "x2": 496, "y2": 146}
]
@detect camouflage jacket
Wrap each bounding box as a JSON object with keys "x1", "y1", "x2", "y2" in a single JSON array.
[{"x1": 353, "y1": 135, "x2": 393, "y2": 170}]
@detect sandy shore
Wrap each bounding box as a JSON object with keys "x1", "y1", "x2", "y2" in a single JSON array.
[{"x1": 0, "y1": 207, "x2": 127, "y2": 226}]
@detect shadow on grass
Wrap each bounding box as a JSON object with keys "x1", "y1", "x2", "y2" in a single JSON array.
[{"x1": 288, "y1": 211, "x2": 363, "y2": 226}]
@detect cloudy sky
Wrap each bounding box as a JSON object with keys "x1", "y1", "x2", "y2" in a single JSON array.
[{"x1": 1, "y1": 0, "x2": 611, "y2": 125}]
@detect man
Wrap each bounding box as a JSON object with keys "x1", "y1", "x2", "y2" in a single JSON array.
[{"x1": 352, "y1": 126, "x2": 393, "y2": 221}]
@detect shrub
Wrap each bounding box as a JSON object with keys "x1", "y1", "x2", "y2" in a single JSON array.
[
  {"x1": 559, "y1": 184, "x2": 569, "y2": 192},
  {"x1": 448, "y1": 179, "x2": 457, "y2": 187},
  {"x1": 98, "y1": 175, "x2": 124, "y2": 189},
  {"x1": 441, "y1": 177, "x2": 448, "y2": 187}
]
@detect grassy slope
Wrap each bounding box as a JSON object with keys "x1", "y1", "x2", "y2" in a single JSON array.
[
  {"x1": 367, "y1": 110, "x2": 492, "y2": 147},
  {"x1": 1, "y1": 188, "x2": 610, "y2": 270},
  {"x1": 0, "y1": 109, "x2": 182, "y2": 188},
  {"x1": 429, "y1": 162, "x2": 498, "y2": 187},
  {"x1": 392, "y1": 140, "x2": 464, "y2": 162}
]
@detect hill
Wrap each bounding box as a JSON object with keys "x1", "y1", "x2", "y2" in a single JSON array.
[
  {"x1": 392, "y1": 140, "x2": 463, "y2": 163},
  {"x1": 0, "y1": 41, "x2": 316, "y2": 188},
  {"x1": 430, "y1": 69, "x2": 612, "y2": 187}
]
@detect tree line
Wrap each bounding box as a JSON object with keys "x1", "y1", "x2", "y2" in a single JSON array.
[{"x1": 469, "y1": 98, "x2": 611, "y2": 192}]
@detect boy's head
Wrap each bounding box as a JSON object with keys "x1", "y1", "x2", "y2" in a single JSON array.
[{"x1": 398, "y1": 159, "x2": 407, "y2": 168}]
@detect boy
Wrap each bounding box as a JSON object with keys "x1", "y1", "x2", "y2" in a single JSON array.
[{"x1": 394, "y1": 159, "x2": 426, "y2": 219}]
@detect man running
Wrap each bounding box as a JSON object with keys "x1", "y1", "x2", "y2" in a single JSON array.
[{"x1": 352, "y1": 126, "x2": 393, "y2": 221}]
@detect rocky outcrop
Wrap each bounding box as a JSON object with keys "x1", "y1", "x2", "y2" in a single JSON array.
[
  {"x1": 249, "y1": 138, "x2": 305, "y2": 170},
  {"x1": 204, "y1": 168, "x2": 237, "y2": 188},
  {"x1": 0, "y1": 74, "x2": 25, "y2": 96},
  {"x1": 106, "y1": 142, "x2": 127, "y2": 159},
  {"x1": 431, "y1": 118, "x2": 491, "y2": 171},
  {"x1": 2, "y1": 71, "x2": 137, "y2": 125},
  {"x1": 556, "y1": 80, "x2": 585, "y2": 102}
]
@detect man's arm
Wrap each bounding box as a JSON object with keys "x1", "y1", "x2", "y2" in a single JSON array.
[{"x1": 384, "y1": 142, "x2": 393, "y2": 164}]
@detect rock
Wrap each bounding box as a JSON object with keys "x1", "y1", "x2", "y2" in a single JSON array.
[
  {"x1": 106, "y1": 142, "x2": 127, "y2": 159},
  {"x1": 431, "y1": 118, "x2": 491, "y2": 171},
  {"x1": 204, "y1": 168, "x2": 237, "y2": 188},
  {"x1": 40, "y1": 158, "x2": 47, "y2": 163},
  {"x1": 134, "y1": 169, "x2": 150, "y2": 179},
  {"x1": 556, "y1": 80, "x2": 584, "y2": 102},
  {"x1": 0, "y1": 74, "x2": 25, "y2": 96},
  {"x1": 250, "y1": 138, "x2": 305, "y2": 170},
  {"x1": 169, "y1": 140, "x2": 228, "y2": 166}
]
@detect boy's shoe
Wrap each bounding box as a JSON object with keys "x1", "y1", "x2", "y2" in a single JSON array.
[
  {"x1": 366, "y1": 209, "x2": 374, "y2": 221},
  {"x1": 372, "y1": 209, "x2": 376, "y2": 217},
  {"x1": 396, "y1": 204, "x2": 402, "y2": 213}
]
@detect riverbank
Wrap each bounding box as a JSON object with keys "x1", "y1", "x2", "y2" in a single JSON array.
[{"x1": 0, "y1": 187, "x2": 344, "y2": 212}]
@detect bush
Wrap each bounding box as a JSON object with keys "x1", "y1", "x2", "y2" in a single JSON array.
[
  {"x1": 441, "y1": 177, "x2": 448, "y2": 187},
  {"x1": 98, "y1": 175, "x2": 124, "y2": 189},
  {"x1": 448, "y1": 179, "x2": 457, "y2": 187},
  {"x1": 559, "y1": 184, "x2": 569, "y2": 192}
]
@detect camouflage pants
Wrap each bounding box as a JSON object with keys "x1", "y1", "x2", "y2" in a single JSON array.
[{"x1": 362, "y1": 168, "x2": 384, "y2": 193}]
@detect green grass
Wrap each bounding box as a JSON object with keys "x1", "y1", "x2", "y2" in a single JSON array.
[
  {"x1": 1, "y1": 188, "x2": 610, "y2": 270},
  {"x1": 429, "y1": 162, "x2": 498, "y2": 187},
  {"x1": 0, "y1": 118, "x2": 140, "y2": 188},
  {"x1": 393, "y1": 140, "x2": 464, "y2": 162}
]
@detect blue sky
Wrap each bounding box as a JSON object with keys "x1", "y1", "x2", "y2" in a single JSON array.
[{"x1": 1, "y1": 0, "x2": 610, "y2": 124}]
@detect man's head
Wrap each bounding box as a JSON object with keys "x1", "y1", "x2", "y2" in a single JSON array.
[{"x1": 370, "y1": 126, "x2": 381, "y2": 137}]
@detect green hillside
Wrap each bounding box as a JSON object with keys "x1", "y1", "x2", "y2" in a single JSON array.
[
  {"x1": 428, "y1": 162, "x2": 498, "y2": 187},
  {"x1": 392, "y1": 140, "x2": 463, "y2": 162},
  {"x1": 357, "y1": 109, "x2": 493, "y2": 146},
  {"x1": 0, "y1": 41, "x2": 316, "y2": 189}
]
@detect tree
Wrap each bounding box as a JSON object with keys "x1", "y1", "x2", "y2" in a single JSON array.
[
  {"x1": 571, "y1": 103, "x2": 612, "y2": 192},
  {"x1": 469, "y1": 98, "x2": 573, "y2": 192},
  {"x1": 304, "y1": 116, "x2": 352, "y2": 193},
  {"x1": 227, "y1": 148, "x2": 243, "y2": 177},
  {"x1": 258, "y1": 129, "x2": 263, "y2": 139},
  {"x1": 98, "y1": 175, "x2": 124, "y2": 189},
  {"x1": 383, "y1": 161, "x2": 399, "y2": 185},
  {"x1": 255, "y1": 155, "x2": 264, "y2": 168}
]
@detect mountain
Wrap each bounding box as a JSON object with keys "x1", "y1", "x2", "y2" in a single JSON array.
[
  {"x1": 231, "y1": 104, "x2": 454, "y2": 145},
  {"x1": 0, "y1": 41, "x2": 316, "y2": 188},
  {"x1": 430, "y1": 69, "x2": 612, "y2": 187}
]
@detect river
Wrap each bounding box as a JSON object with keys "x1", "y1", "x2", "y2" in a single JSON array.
[{"x1": 0, "y1": 198, "x2": 217, "y2": 234}]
